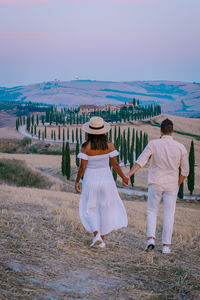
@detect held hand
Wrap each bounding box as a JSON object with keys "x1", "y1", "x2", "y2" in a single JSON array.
[
  {"x1": 75, "y1": 182, "x2": 81, "y2": 193},
  {"x1": 122, "y1": 176, "x2": 129, "y2": 186}
]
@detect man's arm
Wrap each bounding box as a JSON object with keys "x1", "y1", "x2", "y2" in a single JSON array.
[
  {"x1": 127, "y1": 142, "x2": 153, "y2": 178},
  {"x1": 127, "y1": 163, "x2": 141, "y2": 178},
  {"x1": 179, "y1": 148, "x2": 189, "y2": 186}
]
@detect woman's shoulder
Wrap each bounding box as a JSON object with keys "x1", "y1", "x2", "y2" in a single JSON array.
[
  {"x1": 107, "y1": 142, "x2": 115, "y2": 152},
  {"x1": 81, "y1": 142, "x2": 89, "y2": 154},
  {"x1": 81, "y1": 142, "x2": 115, "y2": 156}
]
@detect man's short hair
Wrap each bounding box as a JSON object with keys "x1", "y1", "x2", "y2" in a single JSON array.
[{"x1": 161, "y1": 119, "x2": 173, "y2": 134}]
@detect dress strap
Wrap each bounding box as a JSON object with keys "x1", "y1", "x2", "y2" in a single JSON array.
[
  {"x1": 77, "y1": 152, "x2": 88, "y2": 160},
  {"x1": 109, "y1": 150, "x2": 119, "y2": 158}
]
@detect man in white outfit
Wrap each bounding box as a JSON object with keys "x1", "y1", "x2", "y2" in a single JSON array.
[{"x1": 127, "y1": 119, "x2": 189, "y2": 254}]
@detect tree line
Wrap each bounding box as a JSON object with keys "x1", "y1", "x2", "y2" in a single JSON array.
[
  {"x1": 44, "y1": 102, "x2": 161, "y2": 125},
  {"x1": 61, "y1": 133, "x2": 196, "y2": 198}
]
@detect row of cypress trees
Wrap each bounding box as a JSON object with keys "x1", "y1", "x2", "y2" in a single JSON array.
[
  {"x1": 61, "y1": 131, "x2": 196, "y2": 198},
  {"x1": 61, "y1": 127, "x2": 148, "y2": 186},
  {"x1": 19, "y1": 114, "x2": 196, "y2": 197},
  {"x1": 48, "y1": 103, "x2": 161, "y2": 125},
  {"x1": 19, "y1": 101, "x2": 161, "y2": 130}
]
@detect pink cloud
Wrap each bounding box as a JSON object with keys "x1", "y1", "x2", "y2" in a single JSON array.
[
  {"x1": 0, "y1": 0, "x2": 50, "y2": 5},
  {"x1": 73, "y1": 0, "x2": 157, "y2": 4}
]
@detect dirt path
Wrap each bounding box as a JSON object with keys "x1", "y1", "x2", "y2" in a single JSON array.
[{"x1": 0, "y1": 185, "x2": 200, "y2": 299}]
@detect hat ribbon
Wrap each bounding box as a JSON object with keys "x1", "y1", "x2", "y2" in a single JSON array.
[{"x1": 89, "y1": 125, "x2": 104, "y2": 130}]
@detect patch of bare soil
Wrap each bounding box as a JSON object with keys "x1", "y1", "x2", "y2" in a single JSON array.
[
  {"x1": 0, "y1": 185, "x2": 199, "y2": 299},
  {"x1": 0, "y1": 126, "x2": 23, "y2": 140},
  {"x1": 0, "y1": 111, "x2": 17, "y2": 128}
]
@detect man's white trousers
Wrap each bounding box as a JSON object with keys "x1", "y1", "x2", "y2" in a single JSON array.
[{"x1": 147, "y1": 185, "x2": 178, "y2": 244}]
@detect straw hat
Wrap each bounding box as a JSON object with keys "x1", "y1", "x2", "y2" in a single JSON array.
[{"x1": 82, "y1": 117, "x2": 110, "y2": 135}]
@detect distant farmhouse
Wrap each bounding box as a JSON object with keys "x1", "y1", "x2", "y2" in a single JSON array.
[{"x1": 78, "y1": 99, "x2": 139, "y2": 115}]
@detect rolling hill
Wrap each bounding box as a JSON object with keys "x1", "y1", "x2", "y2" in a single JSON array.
[{"x1": 0, "y1": 80, "x2": 200, "y2": 117}]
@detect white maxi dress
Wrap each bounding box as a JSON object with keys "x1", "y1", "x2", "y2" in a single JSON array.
[{"x1": 78, "y1": 150, "x2": 128, "y2": 235}]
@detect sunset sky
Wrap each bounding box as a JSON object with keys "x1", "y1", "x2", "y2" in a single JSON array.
[{"x1": 0, "y1": 0, "x2": 200, "y2": 87}]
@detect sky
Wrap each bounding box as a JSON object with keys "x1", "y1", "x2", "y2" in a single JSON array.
[{"x1": 0, "y1": 0, "x2": 200, "y2": 87}]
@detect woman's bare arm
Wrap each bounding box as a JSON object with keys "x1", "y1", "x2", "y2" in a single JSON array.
[
  {"x1": 110, "y1": 157, "x2": 129, "y2": 185},
  {"x1": 75, "y1": 146, "x2": 88, "y2": 193},
  {"x1": 178, "y1": 174, "x2": 186, "y2": 186}
]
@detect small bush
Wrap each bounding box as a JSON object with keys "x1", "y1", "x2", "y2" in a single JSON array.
[
  {"x1": 38, "y1": 149, "x2": 62, "y2": 155},
  {"x1": 20, "y1": 137, "x2": 32, "y2": 147},
  {"x1": 0, "y1": 159, "x2": 51, "y2": 189},
  {"x1": 29, "y1": 145, "x2": 38, "y2": 153}
]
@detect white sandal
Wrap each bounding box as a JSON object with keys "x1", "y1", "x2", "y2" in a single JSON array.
[{"x1": 90, "y1": 234, "x2": 103, "y2": 248}]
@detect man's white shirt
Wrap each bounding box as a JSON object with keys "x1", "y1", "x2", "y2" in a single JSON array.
[{"x1": 135, "y1": 135, "x2": 189, "y2": 191}]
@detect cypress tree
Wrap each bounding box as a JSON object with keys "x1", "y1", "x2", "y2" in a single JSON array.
[
  {"x1": 67, "y1": 128, "x2": 69, "y2": 141},
  {"x1": 44, "y1": 126, "x2": 47, "y2": 139},
  {"x1": 80, "y1": 128, "x2": 82, "y2": 144},
  {"x1": 16, "y1": 118, "x2": 19, "y2": 131},
  {"x1": 58, "y1": 126, "x2": 61, "y2": 140},
  {"x1": 143, "y1": 133, "x2": 148, "y2": 149},
  {"x1": 31, "y1": 115, "x2": 34, "y2": 126},
  {"x1": 109, "y1": 128, "x2": 112, "y2": 142},
  {"x1": 127, "y1": 127, "x2": 130, "y2": 161},
  {"x1": 123, "y1": 129, "x2": 126, "y2": 143},
  {"x1": 76, "y1": 128, "x2": 78, "y2": 142},
  {"x1": 34, "y1": 124, "x2": 36, "y2": 135},
  {"x1": 54, "y1": 130, "x2": 56, "y2": 141},
  {"x1": 76, "y1": 140, "x2": 80, "y2": 167},
  {"x1": 178, "y1": 167, "x2": 184, "y2": 199},
  {"x1": 129, "y1": 144, "x2": 135, "y2": 186},
  {"x1": 51, "y1": 129, "x2": 53, "y2": 140},
  {"x1": 120, "y1": 135, "x2": 123, "y2": 161},
  {"x1": 61, "y1": 142, "x2": 66, "y2": 176},
  {"x1": 26, "y1": 115, "x2": 30, "y2": 132},
  {"x1": 31, "y1": 125, "x2": 33, "y2": 136},
  {"x1": 143, "y1": 133, "x2": 146, "y2": 150},
  {"x1": 50, "y1": 113, "x2": 52, "y2": 125},
  {"x1": 112, "y1": 167, "x2": 117, "y2": 181},
  {"x1": 65, "y1": 142, "x2": 71, "y2": 179},
  {"x1": 187, "y1": 140, "x2": 195, "y2": 195},
  {"x1": 132, "y1": 128, "x2": 135, "y2": 151},
  {"x1": 139, "y1": 131, "x2": 143, "y2": 155},
  {"x1": 38, "y1": 129, "x2": 41, "y2": 140},
  {"x1": 42, "y1": 131, "x2": 44, "y2": 140},
  {"x1": 114, "y1": 126, "x2": 117, "y2": 144},
  {"x1": 135, "y1": 131, "x2": 139, "y2": 159},
  {"x1": 118, "y1": 126, "x2": 121, "y2": 143},
  {"x1": 36, "y1": 114, "x2": 39, "y2": 126},
  {"x1": 19, "y1": 116, "x2": 22, "y2": 126},
  {"x1": 63, "y1": 128, "x2": 65, "y2": 142},
  {"x1": 124, "y1": 138, "x2": 127, "y2": 166},
  {"x1": 72, "y1": 129, "x2": 74, "y2": 143}
]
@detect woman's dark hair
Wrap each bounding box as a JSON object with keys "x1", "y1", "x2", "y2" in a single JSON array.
[
  {"x1": 82, "y1": 133, "x2": 108, "y2": 150},
  {"x1": 161, "y1": 119, "x2": 173, "y2": 134}
]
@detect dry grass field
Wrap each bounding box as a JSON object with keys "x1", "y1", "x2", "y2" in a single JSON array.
[
  {"x1": 0, "y1": 184, "x2": 200, "y2": 299},
  {"x1": 0, "y1": 113, "x2": 200, "y2": 299}
]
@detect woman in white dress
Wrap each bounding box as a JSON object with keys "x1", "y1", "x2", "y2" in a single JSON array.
[{"x1": 75, "y1": 117, "x2": 128, "y2": 248}]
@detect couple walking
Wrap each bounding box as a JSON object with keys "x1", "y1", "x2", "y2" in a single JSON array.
[{"x1": 75, "y1": 117, "x2": 189, "y2": 253}]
